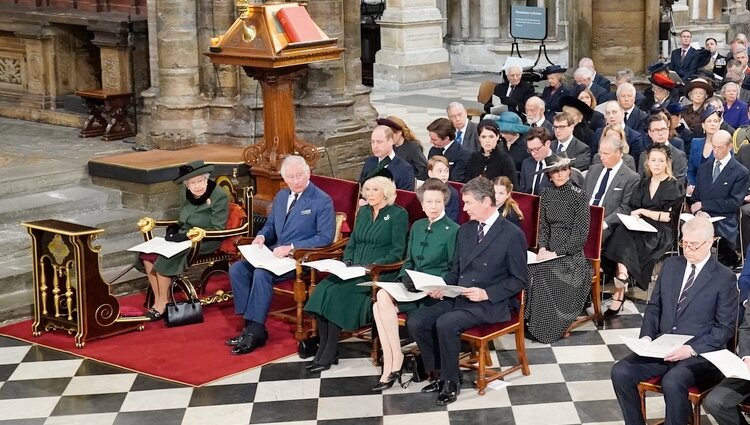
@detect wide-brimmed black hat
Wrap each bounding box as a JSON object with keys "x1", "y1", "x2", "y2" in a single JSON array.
[
  {"x1": 174, "y1": 160, "x2": 214, "y2": 183},
  {"x1": 542, "y1": 65, "x2": 567, "y2": 77},
  {"x1": 535, "y1": 155, "x2": 574, "y2": 175},
  {"x1": 560, "y1": 96, "x2": 594, "y2": 121},
  {"x1": 647, "y1": 61, "x2": 670, "y2": 75}
]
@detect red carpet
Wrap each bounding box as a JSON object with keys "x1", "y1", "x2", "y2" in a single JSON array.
[{"x1": 0, "y1": 276, "x2": 300, "y2": 386}]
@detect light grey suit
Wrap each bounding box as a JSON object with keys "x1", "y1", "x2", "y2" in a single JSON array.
[
  {"x1": 551, "y1": 137, "x2": 591, "y2": 171},
  {"x1": 637, "y1": 143, "x2": 688, "y2": 182},
  {"x1": 584, "y1": 162, "x2": 640, "y2": 232}
]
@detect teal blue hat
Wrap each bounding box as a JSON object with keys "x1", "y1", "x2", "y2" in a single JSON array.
[{"x1": 496, "y1": 112, "x2": 530, "y2": 134}]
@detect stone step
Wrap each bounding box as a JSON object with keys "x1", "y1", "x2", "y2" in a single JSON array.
[
  {"x1": 0, "y1": 208, "x2": 149, "y2": 261},
  {"x1": 0, "y1": 185, "x2": 122, "y2": 226},
  {"x1": 0, "y1": 162, "x2": 89, "y2": 198}
]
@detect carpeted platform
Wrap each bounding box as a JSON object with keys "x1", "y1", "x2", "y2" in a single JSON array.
[{"x1": 0, "y1": 276, "x2": 300, "y2": 387}]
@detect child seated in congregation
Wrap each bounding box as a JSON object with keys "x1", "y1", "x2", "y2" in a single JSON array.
[{"x1": 426, "y1": 155, "x2": 459, "y2": 222}]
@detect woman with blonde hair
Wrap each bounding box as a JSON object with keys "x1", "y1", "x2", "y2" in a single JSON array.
[
  {"x1": 577, "y1": 88, "x2": 606, "y2": 131},
  {"x1": 592, "y1": 124, "x2": 637, "y2": 170},
  {"x1": 493, "y1": 176, "x2": 523, "y2": 228},
  {"x1": 305, "y1": 176, "x2": 408, "y2": 372},
  {"x1": 377, "y1": 116, "x2": 427, "y2": 179}
]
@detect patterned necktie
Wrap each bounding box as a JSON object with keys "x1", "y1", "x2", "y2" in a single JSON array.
[
  {"x1": 455, "y1": 130, "x2": 463, "y2": 145},
  {"x1": 592, "y1": 168, "x2": 612, "y2": 206},
  {"x1": 557, "y1": 143, "x2": 564, "y2": 154},
  {"x1": 712, "y1": 161, "x2": 721, "y2": 182},
  {"x1": 286, "y1": 193, "x2": 298, "y2": 216},
  {"x1": 477, "y1": 222, "x2": 485, "y2": 244},
  {"x1": 677, "y1": 264, "x2": 696, "y2": 312}
]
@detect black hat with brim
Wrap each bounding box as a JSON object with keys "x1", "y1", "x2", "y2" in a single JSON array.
[
  {"x1": 560, "y1": 96, "x2": 594, "y2": 121},
  {"x1": 174, "y1": 160, "x2": 215, "y2": 183}
]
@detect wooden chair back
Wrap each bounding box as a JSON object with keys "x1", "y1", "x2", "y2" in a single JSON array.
[
  {"x1": 310, "y1": 175, "x2": 360, "y2": 234},
  {"x1": 395, "y1": 189, "x2": 425, "y2": 227},
  {"x1": 477, "y1": 80, "x2": 497, "y2": 104}
]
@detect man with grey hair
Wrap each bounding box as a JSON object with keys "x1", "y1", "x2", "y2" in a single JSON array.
[
  {"x1": 585, "y1": 136, "x2": 640, "y2": 239},
  {"x1": 574, "y1": 66, "x2": 608, "y2": 105},
  {"x1": 612, "y1": 216, "x2": 736, "y2": 425},
  {"x1": 407, "y1": 176, "x2": 527, "y2": 406},
  {"x1": 228, "y1": 155, "x2": 336, "y2": 355},
  {"x1": 691, "y1": 129, "x2": 748, "y2": 268},
  {"x1": 617, "y1": 83, "x2": 647, "y2": 134},
  {"x1": 485, "y1": 65, "x2": 535, "y2": 121},
  {"x1": 579, "y1": 57, "x2": 610, "y2": 91},
  {"x1": 605, "y1": 69, "x2": 646, "y2": 105},
  {"x1": 524, "y1": 96, "x2": 554, "y2": 132},
  {"x1": 446, "y1": 102, "x2": 479, "y2": 153},
  {"x1": 593, "y1": 101, "x2": 645, "y2": 165}
]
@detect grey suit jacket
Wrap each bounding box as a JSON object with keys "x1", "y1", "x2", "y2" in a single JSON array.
[
  {"x1": 592, "y1": 153, "x2": 637, "y2": 172},
  {"x1": 638, "y1": 144, "x2": 688, "y2": 181},
  {"x1": 459, "y1": 121, "x2": 480, "y2": 154},
  {"x1": 584, "y1": 162, "x2": 640, "y2": 227},
  {"x1": 551, "y1": 137, "x2": 591, "y2": 171}
]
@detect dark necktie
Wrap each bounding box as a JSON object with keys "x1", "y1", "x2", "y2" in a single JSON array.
[
  {"x1": 286, "y1": 193, "x2": 298, "y2": 217},
  {"x1": 531, "y1": 123, "x2": 537, "y2": 128},
  {"x1": 592, "y1": 168, "x2": 612, "y2": 206},
  {"x1": 477, "y1": 222, "x2": 485, "y2": 244},
  {"x1": 681, "y1": 49, "x2": 687, "y2": 60},
  {"x1": 455, "y1": 130, "x2": 463, "y2": 145},
  {"x1": 712, "y1": 161, "x2": 721, "y2": 182},
  {"x1": 532, "y1": 161, "x2": 543, "y2": 195},
  {"x1": 677, "y1": 264, "x2": 696, "y2": 312},
  {"x1": 624, "y1": 111, "x2": 629, "y2": 123},
  {"x1": 557, "y1": 143, "x2": 564, "y2": 154}
]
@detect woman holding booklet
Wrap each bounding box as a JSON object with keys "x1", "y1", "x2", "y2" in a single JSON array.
[
  {"x1": 304, "y1": 176, "x2": 408, "y2": 373},
  {"x1": 602, "y1": 144, "x2": 683, "y2": 316},
  {"x1": 139, "y1": 161, "x2": 228, "y2": 321},
  {"x1": 525, "y1": 156, "x2": 591, "y2": 344},
  {"x1": 371, "y1": 178, "x2": 459, "y2": 391}
]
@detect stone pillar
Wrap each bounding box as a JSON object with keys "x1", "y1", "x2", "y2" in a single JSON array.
[
  {"x1": 147, "y1": 0, "x2": 208, "y2": 150},
  {"x1": 373, "y1": 0, "x2": 451, "y2": 91},
  {"x1": 446, "y1": 0, "x2": 462, "y2": 41},
  {"x1": 343, "y1": 0, "x2": 378, "y2": 120},
  {"x1": 727, "y1": 0, "x2": 750, "y2": 37}
]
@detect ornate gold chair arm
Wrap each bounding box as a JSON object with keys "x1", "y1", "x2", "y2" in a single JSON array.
[
  {"x1": 200, "y1": 223, "x2": 251, "y2": 241},
  {"x1": 187, "y1": 227, "x2": 207, "y2": 243},
  {"x1": 137, "y1": 217, "x2": 179, "y2": 241}
]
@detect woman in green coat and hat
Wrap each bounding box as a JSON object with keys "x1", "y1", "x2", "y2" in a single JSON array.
[{"x1": 140, "y1": 160, "x2": 228, "y2": 320}]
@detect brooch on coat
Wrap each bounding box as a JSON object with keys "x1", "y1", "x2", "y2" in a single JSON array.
[
  {"x1": 206, "y1": 198, "x2": 211, "y2": 206},
  {"x1": 384, "y1": 214, "x2": 390, "y2": 221}
]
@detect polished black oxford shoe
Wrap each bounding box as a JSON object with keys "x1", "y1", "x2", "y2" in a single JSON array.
[
  {"x1": 435, "y1": 380, "x2": 460, "y2": 406},
  {"x1": 421, "y1": 379, "x2": 443, "y2": 393},
  {"x1": 230, "y1": 331, "x2": 267, "y2": 355}
]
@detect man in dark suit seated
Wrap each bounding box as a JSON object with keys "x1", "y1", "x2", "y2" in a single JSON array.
[
  {"x1": 573, "y1": 66, "x2": 609, "y2": 105},
  {"x1": 691, "y1": 129, "x2": 749, "y2": 268},
  {"x1": 670, "y1": 29, "x2": 701, "y2": 79},
  {"x1": 611, "y1": 216, "x2": 737, "y2": 425},
  {"x1": 228, "y1": 155, "x2": 336, "y2": 355},
  {"x1": 360, "y1": 125, "x2": 415, "y2": 191},
  {"x1": 618, "y1": 83, "x2": 648, "y2": 134},
  {"x1": 519, "y1": 127, "x2": 555, "y2": 194},
  {"x1": 593, "y1": 101, "x2": 645, "y2": 167},
  {"x1": 703, "y1": 303, "x2": 750, "y2": 425},
  {"x1": 585, "y1": 136, "x2": 640, "y2": 240},
  {"x1": 426, "y1": 117, "x2": 470, "y2": 183},
  {"x1": 525, "y1": 96, "x2": 554, "y2": 133},
  {"x1": 484, "y1": 65, "x2": 535, "y2": 121},
  {"x1": 447, "y1": 102, "x2": 479, "y2": 153},
  {"x1": 550, "y1": 111, "x2": 591, "y2": 171},
  {"x1": 407, "y1": 176, "x2": 527, "y2": 406},
  {"x1": 639, "y1": 115, "x2": 688, "y2": 181},
  {"x1": 579, "y1": 57, "x2": 611, "y2": 91}
]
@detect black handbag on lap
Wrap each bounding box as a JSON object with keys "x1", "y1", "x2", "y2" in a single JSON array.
[{"x1": 165, "y1": 282, "x2": 204, "y2": 327}]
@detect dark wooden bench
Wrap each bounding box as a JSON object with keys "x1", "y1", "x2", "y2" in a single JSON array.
[{"x1": 75, "y1": 89, "x2": 135, "y2": 141}]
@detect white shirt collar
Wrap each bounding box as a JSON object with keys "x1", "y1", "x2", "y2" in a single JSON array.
[
  {"x1": 457, "y1": 123, "x2": 468, "y2": 134},
  {"x1": 716, "y1": 154, "x2": 731, "y2": 169},
  {"x1": 428, "y1": 211, "x2": 446, "y2": 228},
  {"x1": 625, "y1": 106, "x2": 635, "y2": 116},
  {"x1": 480, "y1": 210, "x2": 501, "y2": 234},
  {"x1": 442, "y1": 141, "x2": 454, "y2": 152},
  {"x1": 559, "y1": 135, "x2": 574, "y2": 146},
  {"x1": 533, "y1": 117, "x2": 546, "y2": 127}
]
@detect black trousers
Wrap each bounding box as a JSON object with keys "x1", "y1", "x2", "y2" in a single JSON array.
[
  {"x1": 703, "y1": 378, "x2": 750, "y2": 425},
  {"x1": 610, "y1": 353, "x2": 722, "y2": 425},
  {"x1": 406, "y1": 299, "x2": 489, "y2": 383}
]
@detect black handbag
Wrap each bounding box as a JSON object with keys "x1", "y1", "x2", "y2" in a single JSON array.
[
  {"x1": 164, "y1": 282, "x2": 204, "y2": 327},
  {"x1": 400, "y1": 350, "x2": 428, "y2": 388},
  {"x1": 298, "y1": 336, "x2": 319, "y2": 359}
]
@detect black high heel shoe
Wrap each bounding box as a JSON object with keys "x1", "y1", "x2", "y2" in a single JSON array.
[
  {"x1": 604, "y1": 275, "x2": 628, "y2": 317},
  {"x1": 371, "y1": 371, "x2": 401, "y2": 391}
]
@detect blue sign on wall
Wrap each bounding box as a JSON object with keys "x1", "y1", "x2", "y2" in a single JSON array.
[{"x1": 510, "y1": 6, "x2": 547, "y2": 41}]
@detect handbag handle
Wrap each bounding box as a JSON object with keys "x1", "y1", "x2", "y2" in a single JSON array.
[{"x1": 168, "y1": 279, "x2": 199, "y2": 304}]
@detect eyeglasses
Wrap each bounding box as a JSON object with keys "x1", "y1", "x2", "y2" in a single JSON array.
[
  {"x1": 649, "y1": 127, "x2": 669, "y2": 133},
  {"x1": 552, "y1": 124, "x2": 569, "y2": 130},
  {"x1": 526, "y1": 145, "x2": 545, "y2": 154},
  {"x1": 679, "y1": 239, "x2": 710, "y2": 250}
]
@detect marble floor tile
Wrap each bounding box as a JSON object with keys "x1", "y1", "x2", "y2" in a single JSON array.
[
  {"x1": 9, "y1": 359, "x2": 83, "y2": 380},
  {"x1": 316, "y1": 394, "x2": 383, "y2": 421},
  {"x1": 119, "y1": 388, "x2": 193, "y2": 412},
  {"x1": 62, "y1": 374, "x2": 138, "y2": 396},
  {"x1": 566, "y1": 380, "x2": 617, "y2": 401},
  {"x1": 0, "y1": 396, "x2": 60, "y2": 421},
  {"x1": 181, "y1": 403, "x2": 254, "y2": 425},
  {"x1": 512, "y1": 401, "x2": 581, "y2": 425},
  {"x1": 552, "y1": 345, "x2": 615, "y2": 364},
  {"x1": 253, "y1": 378, "x2": 319, "y2": 402}
]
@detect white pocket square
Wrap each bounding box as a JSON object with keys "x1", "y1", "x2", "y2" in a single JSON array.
[
  {"x1": 613, "y1": 187, "x2": 623, "y2": 191},
  {"x1": 723, "y1": 182, "x2": 728, "y2": 185},
  {"x1": 301, "y1": 209, "x2": 312, "y2": 215}
]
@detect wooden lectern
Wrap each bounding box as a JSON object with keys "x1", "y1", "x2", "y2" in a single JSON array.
[
  {"x1": 22, "y1": 220, "x2": 147, "y2": 348},
  {"x1": 206, "y1": 1, "x2": 344, "y2": 213}
]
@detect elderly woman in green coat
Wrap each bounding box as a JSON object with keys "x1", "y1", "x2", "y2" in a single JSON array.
[
  {"x1": 141, "y1": 160, "x2": 228, "y2": 320},
  {"x1": 371, "y1": 178, "x2": 459, "y2": 391},
  {"x1": 304, "y1": 175, "x2": 408, "y2": 372}
]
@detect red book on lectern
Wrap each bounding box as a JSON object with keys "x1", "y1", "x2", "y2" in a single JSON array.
[{"x1": 276, "y1": 6, "x2": 324, "y2": 43}]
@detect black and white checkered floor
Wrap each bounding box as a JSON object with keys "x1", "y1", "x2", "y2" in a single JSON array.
[{"x1": 0, "y1": 299, "x2": 721, "y2": 425}]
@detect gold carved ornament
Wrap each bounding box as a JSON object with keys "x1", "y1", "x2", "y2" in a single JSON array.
[
  {"x1": 47, "y1": 234, "x2": 70, "y2": 265},
  {"x1": 138, "y1": 217, "x2": 155, "y2": 233}
]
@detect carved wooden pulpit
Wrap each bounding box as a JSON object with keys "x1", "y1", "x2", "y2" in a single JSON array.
[
  {"x1": 206, "y1": 0, "x2": 344, "y2": 213},
  {"x1": 22, "y1": 220, "x2": 147, "y2": 348}
]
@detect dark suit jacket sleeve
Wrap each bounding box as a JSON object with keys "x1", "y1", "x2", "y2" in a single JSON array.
[
  {"x1": 739, "y1": 300, "x2": 750, "y2": 357},
  {"x1": 689, "y1": 266, "x2": 738, "y2": 353},
  {"x1": 451, "y1": 148, "x2": 470, "y2": 183},
  {"x1": 396, "y1": 161, "x2": 415, "y2": 192},
  {"x1": 290, "y1": 194, "x2": 336, "y2": 249},
  {"x1": 604, "y1": 171, "x2": 639, "y2": 226},
  {"x1": 640, "y1": 259, "x2": 665, "y2": 340},
  {"x1": 571, "y1": 142, "x2": 591, "y2": 171},
  {"x1": 485, "y1": 225, "x2": 528, "y2": 303},
  {"x1": 520, "y1": 161, "x2": 530, "y2": 193},
  {"x1": 695, "y1": 163, "x2": 748, "y2": 214}
]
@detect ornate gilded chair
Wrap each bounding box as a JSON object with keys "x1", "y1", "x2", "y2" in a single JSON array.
[{"x1": 137, "y1": 177, "x2": 253, "y2": 305}]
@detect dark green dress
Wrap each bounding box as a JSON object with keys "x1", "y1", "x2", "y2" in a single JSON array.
[
  {"x1": 305, "y1": 203, "x2": 408, "y2": 330},
  {"x1": 396, "y1": 214, "x2": 459, "y2": 312},
  {"x1": 152, "y1": 184, "x2": 229, "y2": 276}
]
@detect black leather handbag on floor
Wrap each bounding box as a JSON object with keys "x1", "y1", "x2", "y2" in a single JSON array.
[
  {"x1": 165, "y1": 282, "x2": 204, "y2": 327},
  {"x1": 298, "y1": 336, "x2": 320, "y2": 359},
  {"x1": 400, "y1": 350, "x2": 428, "y2": 388}
]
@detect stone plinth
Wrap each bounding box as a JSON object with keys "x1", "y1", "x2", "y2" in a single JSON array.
[{"x1": 374, "y1": 0, "x2": 451, "y2": 91}]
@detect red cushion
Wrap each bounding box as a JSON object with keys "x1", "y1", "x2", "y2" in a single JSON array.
[
  {"x1": 512, "y1": 191, "x2": 540, "y2": 249},
  {"x1": 219, "y1": 203, "x2": 248, "y2": 254},
  {"x1": 462, "y1": 310, "x2": 520, "y2": 338},
  {"x1": 395, "y1": 189, "x2": 425, "y2": 227},
  {"x1": 397, "y1": 312, "x2": 407, "y2": 320},
  {"x1": 584, "y1": 205, "x2": 605, "y2": 260},
  {"x1": 275, "y1": 278, "x2": 296, "y2": 292},
  {"x1": 310, "y1": 175, "x2": 359, "y2": 235},
  {"x1": 641, "y1": 376, "x2": 703, "y2": 394}
]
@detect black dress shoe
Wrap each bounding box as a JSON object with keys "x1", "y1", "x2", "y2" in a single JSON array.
[
  {"x1": 230, "y1": 333, "x2": 267, "y2": 355},
  {"x1": 371, "y1": 371, "x2": 401, "y2": 392},
  {"x1": 305, "y1": 355, "x2": 339, "y2": 370},
  {"x1": 421, "y1": 379, "x2": 443, "y2": 393},
  {"x1": 225, "y1": 333, "x2": 246, "y2": 346},
  {"x1": 307, "y1": 362, "x2": 332, "y2": 373},
  {"x1": 435, "y1": 380, "x2": 460, "y2": 406}
]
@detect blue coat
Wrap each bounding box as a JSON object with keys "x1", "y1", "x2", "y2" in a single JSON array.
[
  {"x1": 359, "y1": 154, "x2": 415, "y2": 191},
  {"x1": 687, "y1": 138, "x2": 714, "y2": 186},
  {"x1": 257, "y1": 181, "x2": 336, "y2": 250},
  {"x1": 541, "y1": 84, "x2": 571, "y2": 121},
  {"x1": 428, "y1": 142, "x2": 471, "y2": 183},
  {"x1": 641, "y1": 256, "x2": 737, "y2": 353},
  {"x1": 693, "y1": 156, "x2": 749, "y2": 247},
  {"x1": 724, "y1": 100, "x2": 750, "y2": 129}
]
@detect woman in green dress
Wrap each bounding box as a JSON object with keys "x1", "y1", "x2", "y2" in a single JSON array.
[
  {"x1": 371, "y1": 178, "x2": 459, "y2": 391},
  {"x1": 140, "y1": 160, "x2": 228, "y2": 320},
  {"x1": 304, "y1": 176, "x2": 408, "y2": 372}
]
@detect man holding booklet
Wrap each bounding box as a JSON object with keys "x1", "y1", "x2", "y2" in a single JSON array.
[
  {"x1": 406, "y1": 177, "x2": 527, "y2": 406},
  {"x1": 227, "y1": 156, "x2": 335, "y2": 355},
  {"x1": 611, "y1": 217, "x2": 737, "y2": 425}
]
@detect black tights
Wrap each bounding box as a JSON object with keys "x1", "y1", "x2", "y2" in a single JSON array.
[{"x1": 314, "y1": 316, "x2": 341, "y2": 365}]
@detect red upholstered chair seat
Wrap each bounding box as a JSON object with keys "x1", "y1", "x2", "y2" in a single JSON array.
[
  {"x1": 638, "y1": 374, "x2": 714, "y2": 423},
  {"x1": 310, "y1": 175, "x2": 359, "y2": 235},
  {"x1": 219, "y1": 202, "x2": 248, "y2": 254},
  {"x1": 395, "y1": 189, "x2": 425, "y2": 227},
  {"x1": 447, "y1": 181, "x2": 469, "y2": 224},
  {"x1": 462, "y1": 310, "x2": 520, "y2": 337}
]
